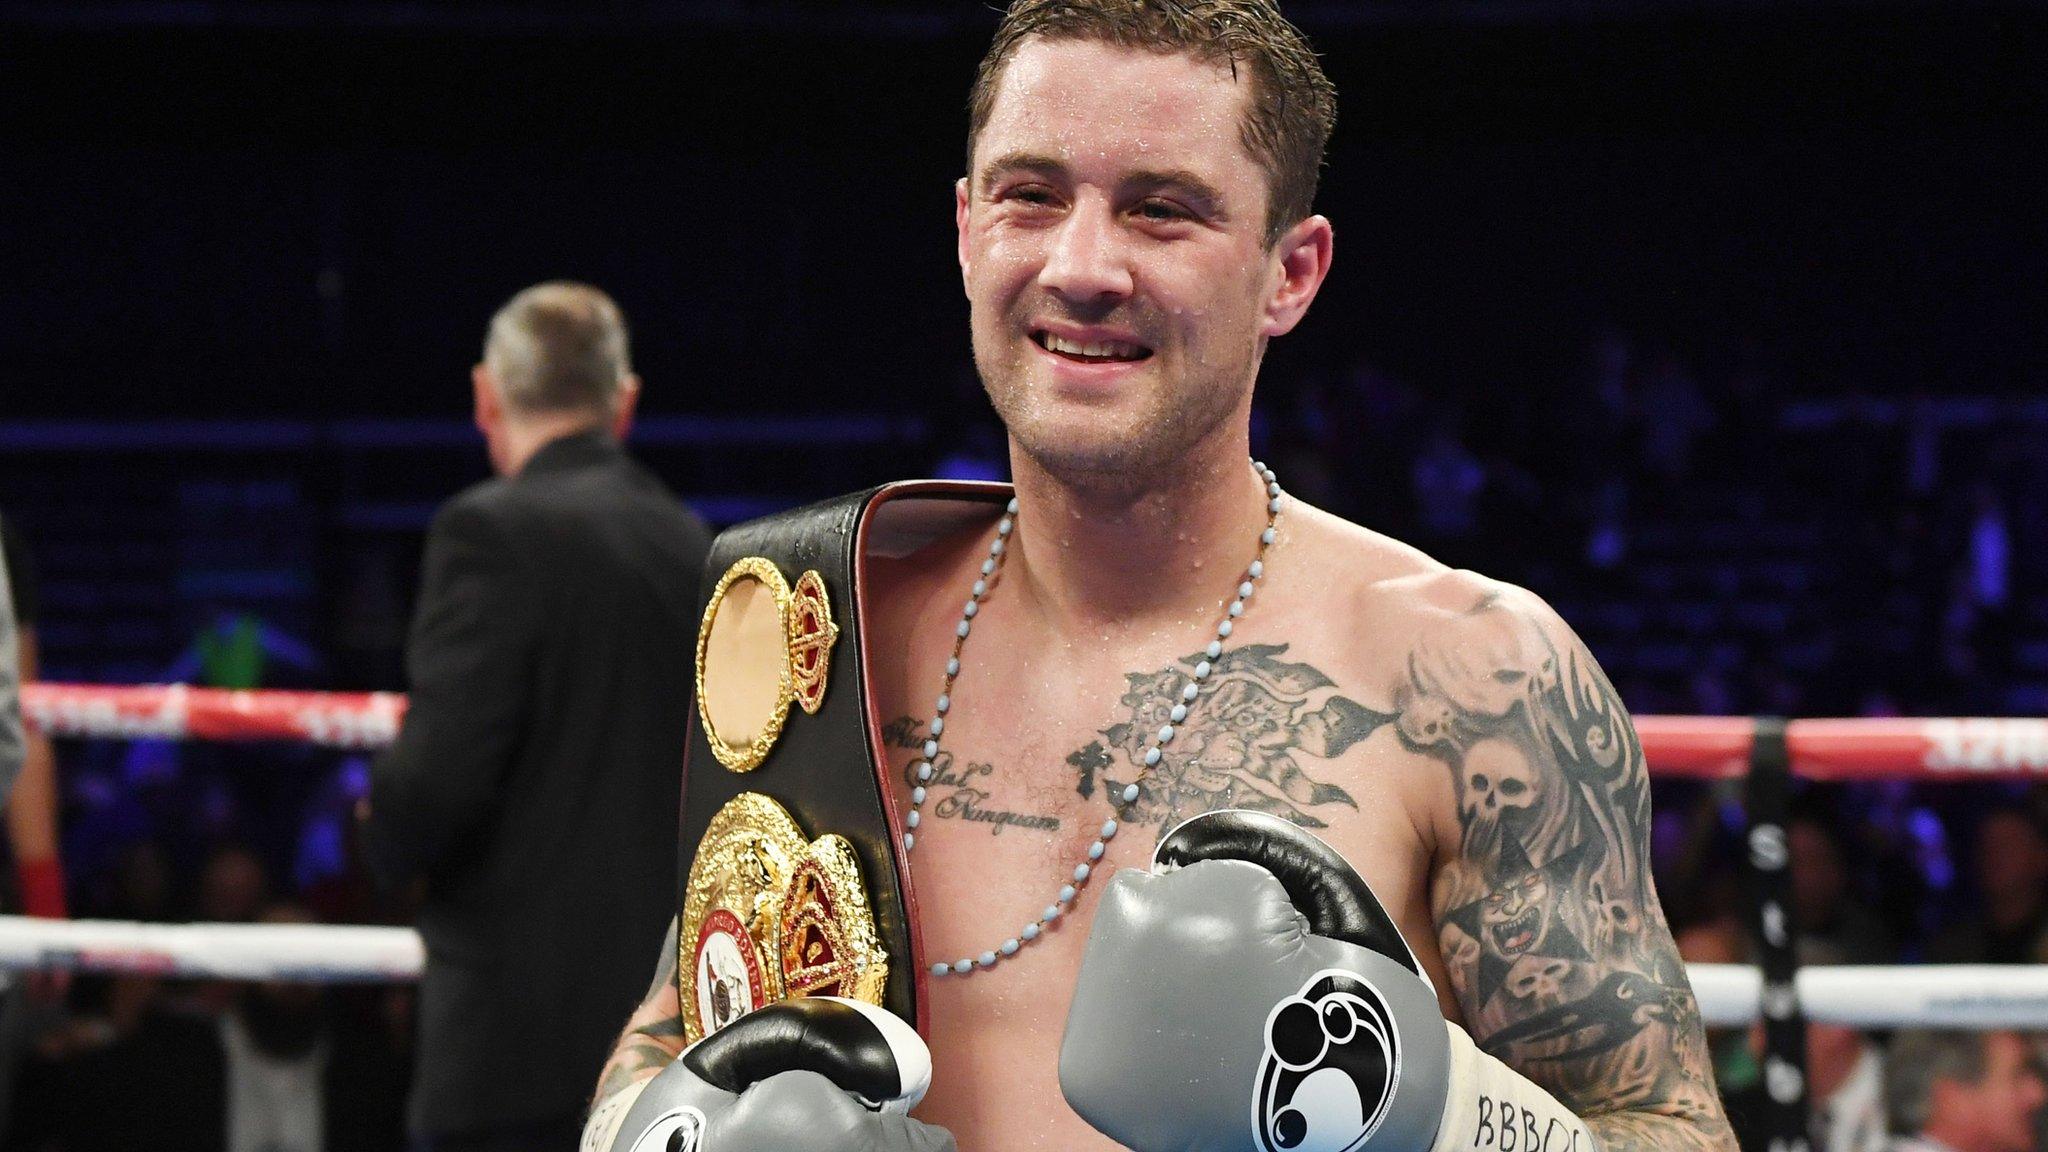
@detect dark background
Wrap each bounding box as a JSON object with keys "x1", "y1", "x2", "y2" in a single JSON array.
[{"x1": 2, "y1": 0, "x2": 2042, "y2": 419}]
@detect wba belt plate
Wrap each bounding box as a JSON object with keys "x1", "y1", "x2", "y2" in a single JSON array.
[{"x1": 676, "y1": 480, "x2": 1011, "y2": 1043}]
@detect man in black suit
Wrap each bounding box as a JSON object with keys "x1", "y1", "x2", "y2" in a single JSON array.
[{"x1": 363, "y1": 282, "x2": 712, "y2": 1152}]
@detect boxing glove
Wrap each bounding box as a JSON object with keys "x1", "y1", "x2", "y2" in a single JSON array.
[
  {"x1": 1059, "y1": 809, "x2": 1594, "y2": 1152},
  {"x1": 585, "y1": 996, "x2": 954, "y2": 1152}
]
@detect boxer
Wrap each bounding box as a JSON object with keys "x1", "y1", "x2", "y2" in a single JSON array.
[{"x1": 589, "y1": 2, "x2": 1735, "y2": 1149}]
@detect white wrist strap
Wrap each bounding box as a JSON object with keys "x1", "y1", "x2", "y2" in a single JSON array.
[
  {"x1": 1431, "y1": 1024, "x2": 1596, "y2": 1152},
  {"x1": 581, "y1": 1076, "x2": 654, "y2": 1152}
]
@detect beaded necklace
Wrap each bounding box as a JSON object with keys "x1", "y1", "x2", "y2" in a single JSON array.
[{"x1": 905, "y1": 460, "x2": 1283, "y2": 977}]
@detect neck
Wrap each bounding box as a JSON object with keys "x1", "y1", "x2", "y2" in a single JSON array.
[
  {"x1": 1004, "y1": 432, "x2": 1269, "y2": 636},
  {"x1": 499, "y1": 414, "x2": 603, "y2": 476}
]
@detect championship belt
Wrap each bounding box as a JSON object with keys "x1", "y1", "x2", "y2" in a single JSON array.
[{"x1": 677, "y1": 480, "x2": 1011, "y2": 1044}]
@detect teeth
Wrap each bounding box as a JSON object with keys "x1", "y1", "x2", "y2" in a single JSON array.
[{"x1": 1044, "y1": 333, "x2": 1141, "y2": 360}]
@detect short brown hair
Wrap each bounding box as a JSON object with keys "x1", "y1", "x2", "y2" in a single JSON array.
[
  {"x1": 967, "y1": 0, "x2": 1336, "y2": 246},
  {"x1": 483, "y1": 281, "x2": 632, "y2": 417}
]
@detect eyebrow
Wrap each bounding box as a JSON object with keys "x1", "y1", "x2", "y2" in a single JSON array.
[{"x1": 976, "y1": 152, "x2": 1230, "y2": 217}]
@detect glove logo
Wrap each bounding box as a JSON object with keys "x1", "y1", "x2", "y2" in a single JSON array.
[
  {"x1": 624, "y1": 1105, "x2": 707, "y2": 1152},
  {"x1": 1254, "y1": 969, "x2": 1400, "y2": 1152}
]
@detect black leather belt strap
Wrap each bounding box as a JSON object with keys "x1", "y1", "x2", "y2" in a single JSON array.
[{"x1": 677, "y1": 480, "x2": 1012, "y2": 1034}]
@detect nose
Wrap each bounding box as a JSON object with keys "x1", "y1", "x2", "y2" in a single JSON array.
[{"x1": 1038, "y1": 193, "x2": 1133, "y2": 306}]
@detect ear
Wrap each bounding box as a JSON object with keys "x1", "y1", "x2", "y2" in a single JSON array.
[
  {"x1": 611, "y1": 374, "x2": 642, "y2": 440},
  {"x1": 955, "y1": 177, "x2": 973, "y2": 293},
  {"x1": 1259, "y1": 214, "x2": 1335, "y2": 339},
  {"x1": 471, "y1": 364, "x2": 500, "y2": 434}
]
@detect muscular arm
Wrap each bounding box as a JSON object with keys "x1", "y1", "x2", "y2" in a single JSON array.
[
  {"x1": 592, "y1": 915, "x2": 688, "y2": 1108},
  {"x1": 1403, "y1": 582, "x2": 1733, "y2": 1151}
]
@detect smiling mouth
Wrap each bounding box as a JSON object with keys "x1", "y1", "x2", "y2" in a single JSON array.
[
  {"x1": 1491, "y1": 907, "x2": 1542, "y2": 956},
  {"x1": 1032, "y1": 330, "x2": 1153, "y2": 364}
]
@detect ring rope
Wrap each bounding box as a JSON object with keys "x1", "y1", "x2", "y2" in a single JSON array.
[
  {"x1": 0, "y1": 915, "x2": 2033, "y2": 1030},
  {"x1": 25, "y1": 684, "x2": 2048, "y2": 779},
  {"x1": 22, "y1": 682, "x2": 2048, "y2": 1044}
]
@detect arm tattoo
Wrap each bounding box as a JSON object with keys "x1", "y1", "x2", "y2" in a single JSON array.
[
  {"x1": 591, "y1": 917, "x2": 686, "y2": 1108},
  {"x1": 1406, "y1": 593, "x2": 1734, "y2": 1151}
]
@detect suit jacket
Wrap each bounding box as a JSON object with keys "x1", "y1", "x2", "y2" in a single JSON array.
[{"x1": 364, "y1": 429, "x2": 711, "y2": 1135}]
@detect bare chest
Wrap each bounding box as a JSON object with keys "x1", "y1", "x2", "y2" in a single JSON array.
[{"x1": 870, "y1": 610, "x2": 1444, "y2": 1149}]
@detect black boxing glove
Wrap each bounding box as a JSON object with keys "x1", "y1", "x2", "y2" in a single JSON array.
[{"x1": 583, "y1": 996, "x2": 952, "y2": 1152}]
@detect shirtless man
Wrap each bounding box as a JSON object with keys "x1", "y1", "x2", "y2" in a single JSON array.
[{"x1": 585, "y1": 3, "x2": 1736, "y2": 1150}]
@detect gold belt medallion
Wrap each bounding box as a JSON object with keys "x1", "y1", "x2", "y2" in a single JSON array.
[
  {"x1": 680, "y1": 792, "x2": 889, "y2": 1043},
  {"x1": 695, "y1": 558, "x2": 840, "y2": 773}
]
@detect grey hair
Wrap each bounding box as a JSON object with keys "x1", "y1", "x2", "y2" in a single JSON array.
[
  {"x1": 1886, "y1": 1029, "x2": 1993, "y2": 1135},
  {"x1": 482, "y1": 281, "x2": 632, "y2": 417}
]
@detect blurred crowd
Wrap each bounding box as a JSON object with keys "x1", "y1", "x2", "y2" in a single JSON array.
[{"x1": 6, "y1": 323, "x2": 2048, "y2": 1150}]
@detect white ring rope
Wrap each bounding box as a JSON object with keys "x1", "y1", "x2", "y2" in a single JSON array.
[
  {"x1": 1, "y1": 917, "x2": 2040, "y2": 1029},
  {"x1": 0, "y1": 915, "x2": 422, "y2": 983}
]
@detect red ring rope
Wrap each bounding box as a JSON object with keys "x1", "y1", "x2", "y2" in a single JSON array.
[{"x1": 21, "y1": 683, "x2": 2048, "y2": 780}]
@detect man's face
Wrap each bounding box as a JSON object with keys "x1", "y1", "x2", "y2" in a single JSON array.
[
  {"x1": 957, "y1": 38, "x2": 1324, "y2": 480},
  {"x1": 1944, "y1": 1033, "x2": 2048, "y2": 1152}
]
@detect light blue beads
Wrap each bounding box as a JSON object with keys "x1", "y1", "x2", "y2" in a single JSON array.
[{"x1": 899, "y1": 461, "x2": 1281, "y2": 986}]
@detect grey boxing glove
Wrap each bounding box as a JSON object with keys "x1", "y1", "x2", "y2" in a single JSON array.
[
  {"x1": 1059, "y1": 810, "x2": 1594, "y2": 1152},
  {"x1": 584, "y1": 996, "x2": 955, "y2": 1152}
]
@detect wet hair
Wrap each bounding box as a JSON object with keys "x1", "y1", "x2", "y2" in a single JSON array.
[{"x1": 967, "y1": 0, "x2": 1336, "y2": 246}]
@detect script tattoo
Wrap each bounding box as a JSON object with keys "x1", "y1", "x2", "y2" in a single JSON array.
[
  {"x1": 1088, "y1": 642, "x2": 1377, "y2": 829},
  {"x1": 1409, "y1": 592, "x2": 1733, "y2": 1150},
  {"x1": 886, "y1": 717, "x2": 1062, "y2": 835}
]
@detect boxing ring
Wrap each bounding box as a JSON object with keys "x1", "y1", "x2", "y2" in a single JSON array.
[{"x1": 10, "y1": 685, "x2": 2048, "y2": 1147}]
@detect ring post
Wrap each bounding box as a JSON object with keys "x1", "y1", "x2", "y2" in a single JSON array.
[{"x1": 1744, "y1": 717, "x2": 1810, "y2": 1152}]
